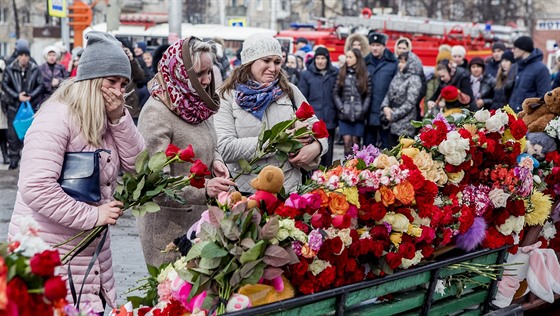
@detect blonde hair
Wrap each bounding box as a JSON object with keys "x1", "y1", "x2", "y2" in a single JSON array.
[{"x1": 46, "y1": 78, "x2": 106, "y2": 147}]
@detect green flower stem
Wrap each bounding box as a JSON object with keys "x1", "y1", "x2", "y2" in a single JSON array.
[
  {"x1": 52, "y1": 230, "x2": 87, "y2": 248},
  {"x1": 217, "y1": 282, "x2": 233, "y2": 315},
  {"x1": 60, "y1": 226, "x2": 106, "y2": 264}
]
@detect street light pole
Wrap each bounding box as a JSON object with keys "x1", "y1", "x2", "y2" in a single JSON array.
[{"x1": 168, "y1": 0, "x2": 182, "y2": 43}]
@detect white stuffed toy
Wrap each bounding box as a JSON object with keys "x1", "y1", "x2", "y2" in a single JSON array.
[{"x1": 493, "y1": 241, "x2": 560, "y2": 308}]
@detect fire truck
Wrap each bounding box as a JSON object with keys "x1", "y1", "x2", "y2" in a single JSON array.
[{"x1": 276, "y1": 12, "x2": 527, "y2": 67}]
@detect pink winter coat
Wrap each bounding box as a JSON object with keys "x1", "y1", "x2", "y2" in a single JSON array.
[{"x1": 8, "y1": 100, "x2": 144, "y2": 312}]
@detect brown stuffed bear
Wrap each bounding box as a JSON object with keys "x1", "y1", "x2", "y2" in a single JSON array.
[
  {"x1": 246, "y1": 165, "x2": 284, "y2": 212},
  {"x1": 518, "y1": 87, "x2": 560, "y2": 132}
]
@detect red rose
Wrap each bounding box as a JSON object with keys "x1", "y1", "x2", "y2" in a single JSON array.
[
  {"x1": 289, "y1": 260, "x2": 309, "y2": 278},
  {"x1": 165, "y1": 143, "x2": 180, "y2": 157},
  {"x1": 332, "y1": 214, "x2": 351, "y2": 229},
  {"x1": 312, "y1": 120, "x2": 329, "y2": 139},
  {"x1": 178, "y1": 145, "x2": 196, "y2": 163},
  {"x1": 318, "y1": 266, "x2": 336, "y2": 289},
  {"x1": 295, "y1": 101, "x2": 315, "y2": 120},
  {"x1": 44, "y1": 276, "x2": 67, "y2": 302},
  {"x1": 385, "y1": 252, "x2": 403, "y2": 270},
  {"x1": 398, "y1": 242, "x2": 416, "y2": 260},
  {"x1": 30, "y1": 249, "x2": 61, "y2": 277},
  {"x1": 421, "y1": 244, "x2": 435, "y2": 258},
  {"x1": 7, "y1": 277, "x2": 29, "y2": 310},
  {"x1": 370, "y1": 226, "x2": 390, "y2": 241},
  {"x1": 507, "y1": 199, "x2": 526, "y2": 217},
  {"x1": 189, "y1": 176, "x2": 206, "y2": 189},
  {"x1": 294, "y1": 221, "x2": 310, "y2": 234},
  {"x1": 190, "y1": 160, "x2": 211, "y2": 178},
  {"x1": 310, "y1": 210, "x2": 331, "y2": 229}
]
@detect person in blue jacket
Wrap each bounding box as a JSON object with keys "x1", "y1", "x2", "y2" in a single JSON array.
[
  {"x1": 298, "y1": 47, "x2": 339, "y2": 167},
  {"x1": 509, "y1": 36, "x2": 551, "y2": 112},
  {"x1": 363, "y1": 32, "x2": 398, "y2": 149}
]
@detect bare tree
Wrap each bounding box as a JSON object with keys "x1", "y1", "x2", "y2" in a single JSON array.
[{"x1": 12, "y1": 0, "x2": 19, "y2": 38}]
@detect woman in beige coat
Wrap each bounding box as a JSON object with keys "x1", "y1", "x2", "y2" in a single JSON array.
[{"x1": 137, "y1": 37, "x2": 235, "y2": 267}]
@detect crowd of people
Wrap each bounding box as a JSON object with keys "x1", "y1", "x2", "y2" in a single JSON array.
[{"x1": 1, "y1": 30, "x2": 560, "y2": 314}]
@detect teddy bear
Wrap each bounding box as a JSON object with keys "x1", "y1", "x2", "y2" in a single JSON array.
[
  {"x1": 518, "y1": 87, "x2": 560, "y2": 133},
  {"x1": 246, "y1": 165, "x2": 285, "y2": 213}
]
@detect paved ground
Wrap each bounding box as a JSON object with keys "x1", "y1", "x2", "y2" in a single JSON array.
[{"x1": 0, "y1": 146, "x2": 345, "y2": 313}]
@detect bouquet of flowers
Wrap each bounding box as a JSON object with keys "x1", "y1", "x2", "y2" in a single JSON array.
[
  {"x1": 235, "y1": 101, "x2": 329, "y2": 179},
  {"x1": 1, "y1": 218, "x2": 68, "y2": 315},
  {"x1": 58, "y1": 144, "x2": 211, "y2": 264}
]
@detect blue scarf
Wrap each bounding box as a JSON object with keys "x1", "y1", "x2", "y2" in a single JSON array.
[{"x1": 235, "y1": 80, "x2": 284, "y2": 120}]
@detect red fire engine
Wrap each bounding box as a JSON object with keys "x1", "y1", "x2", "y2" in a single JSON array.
[{"x1": 276, "y1": 11, "x2": 526, "y2": 67}]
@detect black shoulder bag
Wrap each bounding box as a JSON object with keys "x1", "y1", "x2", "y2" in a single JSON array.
[{"x1": 58, "y1": 149, "x2": 111, "y2": 203}]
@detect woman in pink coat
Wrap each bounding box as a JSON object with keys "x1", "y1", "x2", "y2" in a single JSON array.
[{"x1": 8, "y1": 31, "x2": 145, "y2": 314}]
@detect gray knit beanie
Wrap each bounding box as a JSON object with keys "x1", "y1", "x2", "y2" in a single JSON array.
[
  {"x1": 76, "y1": 31, "x2": 131, "y2": 82},
  {"x1": 241, "y1": 34, "x2": 282, "y2": 65}
]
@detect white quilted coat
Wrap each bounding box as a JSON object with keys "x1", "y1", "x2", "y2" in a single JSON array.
[
  {"x1": 8, "y1": 100, "x2": 144, "y2": 312},
  {"x1": 215, "y1": 84, "x2": 328, "y2": 193}
]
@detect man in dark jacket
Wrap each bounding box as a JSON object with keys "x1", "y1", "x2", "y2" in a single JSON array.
[
  {"x1": 298, "y1": 47, "x2": 339, "y2": 166},
  {"x1": 509, "y1": 36, "x2": 551, "y2": 112},
  {"x1": 364, "y1": 32, "x2": 397, "y2": 149},
  {"x1": 1, "y1": 48, "x2": 43, "y2": 169},
  {"x1": 485, "y1": 42, "x2": 506, "y2": 78}
]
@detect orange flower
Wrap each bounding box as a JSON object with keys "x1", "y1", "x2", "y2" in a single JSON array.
[
  {"x1": 345, "y1": 158, "x2": 359, "y2": 168},
  {"x1": 311, "y1": 189, "x2": 330, "y2": 207},
  {"x1": 376, "y1": 186, "x2": 395, "y2": 207},
  {"x1": 328, "y1": 192, "x2": 350, "y2": 215},
  {"x1": 393, "y1": 181, "x2": 415, "y2": 205},
  {"x1": 328, "y1": 165, "x2": 343, "y2": 177}
]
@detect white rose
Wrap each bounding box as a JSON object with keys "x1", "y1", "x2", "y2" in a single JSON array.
[
  {"x1": 309, "y1": 259, "x2": 330, "y2": 276},
  {"x1": 488, "y1": 188, "x2": 510, "y2": 208},
  {"x1": 277, "y1": 228, "x2": 290, "y2": 241},
  {"x1": 497, "y1": 215, "x2": 525, "y2": 235},
  {"x1": 474, "y1": 109, "x2": 491, "y2": 122},
  {"x1": 485, "y1": 110, "x2": 509, "y2": 132},
  {"x1": 445, "y1": 151, "x2": 467, "y2": 166}
]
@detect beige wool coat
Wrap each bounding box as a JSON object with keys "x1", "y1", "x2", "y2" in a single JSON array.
[{"x1": 136, "y1": 97, "x2": 222, "y2": 267}]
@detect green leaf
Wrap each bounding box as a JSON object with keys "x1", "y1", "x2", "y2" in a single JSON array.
[
  {"x1": 269, "y1": 120, "x2": 295, "y2": 143},
  {"x1": 186, "y1": 240, "x2": 211, "y2": 261},
  {"x1": 275, "y1": 151, "x2": 289, "y2": 166},
  {"x1": 410, "y1": 120, "x2": 423, "y2": 128},
  {"x1": 131, "y1": 205, "x2": 144, "y2": 217},
  {"x1": 146, "y1": 264, "x2": 161, "y2": 277},
  {"x1": 239, "y1": 240, "x2": 265, "y2": 264},
  {"x1": 238, "y1": 159, "x2": 252, "y2": 173},
  {"x1": 132, "y1": 176, "x2": 146, "y2": 200},
  {"x1": 199, "y1": 257, "x2": 222, "y2": 270},
  {"x1": 276, "y1": 141, "x2": 294, "y2": 153},
  {"x1": 240, "y1": 262, "x2": 265, "y2": 286},
  {"x1": 198, "y1": 222, "x2": 219, "y2": 242},
  {"x1": 135, "y1": 150, "x2": 150, "y2": 174},
  {"x1": 148, "y1": 152, "x2": 167, "y2": 172},
  {"x1": 201, "y1": 242, "x2": 228, "y2": 259},
  {"x1": 146, "y1": 184, "x2": 165, "y2": 197},
  {"x1": 260, "y1": 216, "x2": 279, "y2": 240},
  {"x1": 221, "y1": 218, "x2": 240, "y2": 241},
  {"x1": 238, "y1": 259, "x2": 263, "y2": 279},
  {"x1": 263, "y1": 266, "x2": 284, "y2": 280},
  {"x1": 260, "y1": 129, "x2": 272, "y2": 151},
  {"x1": 139, "y1": 202, "x2": 160, "y2": 214},
  {"x1": 263, "y1": 245, "x2": 291, "y2": 267}
]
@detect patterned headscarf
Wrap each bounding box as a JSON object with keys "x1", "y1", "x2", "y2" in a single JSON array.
[{"x1": 148, "y1": 39, "x2": 218, "y2": 124}]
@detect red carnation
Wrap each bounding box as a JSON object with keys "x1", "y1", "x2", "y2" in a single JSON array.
[
  {"x1": 318, "y1": 266, "x2": 336, "y2": 289},
  {"x1": 312, "y1": 120, "x2": 329, "y2": 139},
  {"x1": 385, "y1": 252, "x2": 403, "y2": 270},
  {"x1": 44, "y1": 276, "x2": 67, "y2": 301},
  {"x1": 295, "y1": 101, "x2": 315, "y2": 120},
  {"x1": 294, "y1": 220, "x2": 310, "y2": 234},
  {"x1": 178, "y1": 145, "x2": 196, "y2": 163},
  {"x1": 509, "y1": 118, "x2": 527, "y2": 140},
  {"x1": 398, "y1": 242, "x2": 416, "y2": 260},
  {"x1": 441, "y1": 85, "x2": 459, "y2": 102},
  {"x1": 165, "y1": 143, "x2": 180, "y2": 157}
]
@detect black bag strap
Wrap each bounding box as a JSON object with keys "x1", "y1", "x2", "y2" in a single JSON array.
[{"x1": 68, "y1": 226, "x2": 109, "y2": 309}]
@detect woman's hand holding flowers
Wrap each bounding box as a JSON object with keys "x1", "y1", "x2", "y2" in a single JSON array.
[
  {"x1": 212, "y1": 160, "x2": 230, "y2": 178},
  {"x1": 96, "y1": 201, "x2": 124, "y2": 226},
  {"x1": 289, "y1": 141, "x2": 321, "y2": 167}
]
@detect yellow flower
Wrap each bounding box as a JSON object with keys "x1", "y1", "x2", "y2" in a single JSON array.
[
  {"x1": 462, "y1": 123, "x2": 478, "y2": 136},
  {"x1": 502, "y1": 105, "x2": 517, "y2": 117},
  {"x1": 374, "y1": 154, "x2": 399, "y2": 169},
  {"x1": 447, "y1": 170, "x2": 465, "y2": 184},
  {"x1": 400, "y1": 138, "x2": 415, "y2": 148},
  {"x1": 402, "y1": 147, "x2": 420, "y2": 158},
  {"x1": 501, "y1": 129, "x2": 515, "y2": 144},
  {"x1": 413, "y1": 150, "x2": 434, "y2": 171},
  {"x1": 341, "y1": 186, "x2": 360, "y2": 208},
  {"x1": 525, "y1": 191, "x2": 552, "y2": 226},
  {"x1": 407, "y1": 224, "x2": 423, "y2": 237},
  {"x1": 390, "y1": 232, "x2": 403, "y2": 246}
]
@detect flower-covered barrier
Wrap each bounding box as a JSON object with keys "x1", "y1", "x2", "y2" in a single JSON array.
[{"x1": 112, "y1": 107, "x2": 560, "y2": 315}]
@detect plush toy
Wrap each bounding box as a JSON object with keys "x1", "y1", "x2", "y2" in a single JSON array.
[
  {"x1": 246, "y1": 165, "x2": 285, "y2": 212},
  {"x1": 493, "y1": 241, "x2": 560, "y2": 308},
  {"x1": 518, "y1": 87, "x2": 560, "y2": 132},
  {"x1": 517, "y1": 132, "x2": 559, "y2": 168}
]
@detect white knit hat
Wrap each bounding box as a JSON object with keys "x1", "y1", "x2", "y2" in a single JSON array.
[
  {"x1": 451, "y1": 45, "x2": 466, "y2": 57},
  {"x1": 43, "y1": 45, "x2": 60, "y2": 59},
  {"x1": 241, "y1": 34, "x2": 282, "y2": 65}
]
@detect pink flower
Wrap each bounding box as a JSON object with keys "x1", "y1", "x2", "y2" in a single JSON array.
[
  {"x1": 285, "y1": 193, "x2": 307, "y2": 209},
  {"x1": 302, "y1": 193, "x2": 321, "y2": 210}
]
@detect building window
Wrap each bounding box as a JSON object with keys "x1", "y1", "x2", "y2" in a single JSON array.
[
  {"x1": 0, "y1": 7, "x2": 8, "y2": 23},
  {"x1": 281, "y1": 0, "x2": 288, "y2": 11},
  {"x1": 22, "y1": 11, "x2": 30, "y2": 24},
  {"x1": 256, "y1": 0, "x2": 263, "y2": 11}
]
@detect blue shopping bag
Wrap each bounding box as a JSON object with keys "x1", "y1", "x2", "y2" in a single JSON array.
[{"x1": 13, "y1": 101, "x2": 35, "y2": 140}]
